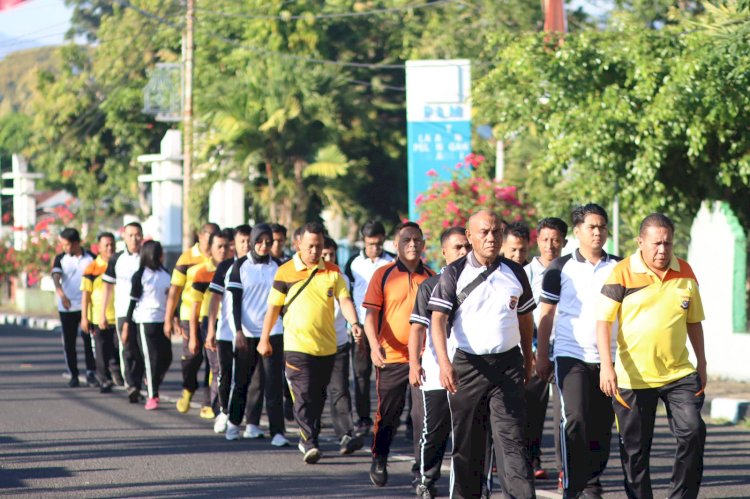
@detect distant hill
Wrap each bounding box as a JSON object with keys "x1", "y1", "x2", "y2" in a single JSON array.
[{"x1": 0, "y1": 45, "x2": 60, "y2": 116}]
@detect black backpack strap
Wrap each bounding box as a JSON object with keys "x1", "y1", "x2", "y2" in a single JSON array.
[
  {"x1": 281, "y1": 268, "x2": 319, "y2": 317},
  {"x1": 448, "y1": 256, "x2": 502, "y2": 332}
]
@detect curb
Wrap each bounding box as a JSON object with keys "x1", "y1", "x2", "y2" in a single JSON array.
[{"x1": 0, "y1": 312, "x2": 61, "y2": 331}]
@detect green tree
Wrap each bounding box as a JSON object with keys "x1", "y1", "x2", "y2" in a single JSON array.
[{"x1": 476, "y1": 2, "x2": 750, "y2": 253}]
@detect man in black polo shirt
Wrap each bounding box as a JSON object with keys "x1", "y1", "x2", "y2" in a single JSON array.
[{"x1": 429, "y1": 210, "x2": 536, "y2": 499}]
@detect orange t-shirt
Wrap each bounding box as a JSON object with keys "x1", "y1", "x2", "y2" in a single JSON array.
[{"x1": 363, "y1": 260, "x2": 434, "y2": 364}]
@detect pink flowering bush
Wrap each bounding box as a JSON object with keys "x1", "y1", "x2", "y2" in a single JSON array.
[{"x1": 415, "y1": 154, "x2": 536, "y2": 262}]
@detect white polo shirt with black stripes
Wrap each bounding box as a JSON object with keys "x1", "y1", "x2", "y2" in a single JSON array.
[
  {"x1": 227, "y1": 255, "x2": 283, "y2": 338},
  {"x1": 427, "y1": 252, "x2": 535, "y2": 356},
  {"x1": 208, "y1": 258, "x2": 236, "y2": 342},
  {"x1": 540, "y1": 249, "x2": 620, "y2": 363},
  {"x1": 103, "y1": 250, "x2": 141, "y2": 319},
  {"x1": 52, "y1": 250, "x2": 95, "y2": 312}
]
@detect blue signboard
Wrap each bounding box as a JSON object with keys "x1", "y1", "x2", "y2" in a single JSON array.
[{"x1": 407, "y1": 120, "x2": 471, "y2": 221}]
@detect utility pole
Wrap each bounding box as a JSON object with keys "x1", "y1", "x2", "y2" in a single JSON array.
[{"x1": 182, "y1": 0, "x2": 194, "y2": 250}]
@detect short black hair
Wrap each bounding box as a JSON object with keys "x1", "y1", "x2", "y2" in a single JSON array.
[
  {"x1": 97, "y1": 231, "x2": 115, "y2": 242},
  {"x1": 293, "y1": 226, "x2": 304, "y2": 240},
  {"x1": 235, "y1": 224, "x2": 252, "y2": 237},
  {"x1": 201, "y1": 222, "x2": 220, "y2": 235},
  {"x1": 504, "y1": 222, "x2": 530, "y2": 242},
  {"x1": 208, "y1": 230, "x2": 230, "y2": 248},
  {"x1": 221, "y1": 227, "x2": 236, "y2": 242},
  {"x1": 395, "y1": 221, "x2": 423, "y2": 238},
  {"x1": 139, "y1": 240, "x2": 163, "y2": 270},
  {"x1": 301, "y1": 222, "x2": 326, "y2": 236},
  {"x1": 537, "y1": 217, "x2": 568, "y2": 238},
  {"x1": 571, "y1": 203, "x2": 608, "y2": 227},
  {"x1": 323, "y1": 236, "x2": 338, "y2": 251},
  {"x1": 60, "y1": 227, "x2": 80, "y2": 243},
  {"x1": 124, "y1": 221, "x2": 143, "y2": 233},
  {"x1": 270, "y1": 223, "x2": 287, "y2": 237},
  {"x1": 639, "y1": 213, "x2": 674, "y2": 237},
  {"x1": 440, "y1": 227, "x2": 466, "y2": 246},
  {"x1": 361, "y1": 220, "x2": 386, "y2": 238}
]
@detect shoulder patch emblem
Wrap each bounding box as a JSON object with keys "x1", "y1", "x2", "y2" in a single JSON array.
[{"x1": 509, "y1": 296, "x2": 518, "y2": 310}]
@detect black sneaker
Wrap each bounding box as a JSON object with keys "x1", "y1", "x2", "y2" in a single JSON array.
[
  {"x1": 415, "y1": 483, "x2": 437, "y2": 499},
  {"x1": 68, "y1": 376, "x2": 80, "y2": 388},
  {"x1": 339, "y1": 434, "x2": 364, "y2": 455},
  {"x1": 86, "y1": 373, "x2": 99, "y2": 388},
  {"x1": 128, "y1": 389, "x2": 141, "y2": 403},
  {"x1": 370, "y1": 456, "x2": 388, "y2": 487},
  {"x1": 354, "y1": 417, "x2": 373, "y2": 438},
  {"x1": 99, "y1": 381, "x2": 114, "y2": 393}
]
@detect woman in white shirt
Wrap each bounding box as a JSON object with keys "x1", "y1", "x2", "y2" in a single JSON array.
[{"x1": 123, "y1": 241, "x2": 173, "y2": 410}]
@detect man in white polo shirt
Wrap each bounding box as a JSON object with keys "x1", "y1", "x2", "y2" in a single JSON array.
[
  {"x1": 429, "y1": 210, "x2": 536, "y2": 499},
  {"x1": 51, "y1": 227, "x2": 96, "y2": 387},
  {"x1": 101, "y1": 221, "x2": 144, "y2": 400},
  {"x1": 535, "y1": 203, "x2": 620, "y2": 499}
]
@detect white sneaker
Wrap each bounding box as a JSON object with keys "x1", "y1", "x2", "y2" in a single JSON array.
[
  {"x1": 225, "y1": 421, "x2": 240, "y2": 441},
  {"x1": 271, "y1": 433, "x2": 290, "y2": 447},
  {"x1": 243, "y1": 423, "x2": 264, "y2": 439},
  {"x1": 213, "y1": 412, "x2": 228, "y2": 434}
]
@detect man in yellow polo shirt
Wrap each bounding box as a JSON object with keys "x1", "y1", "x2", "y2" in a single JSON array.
[
  {"x1": 257, "y1": 222, "x2": 364, "y2": 464},
  {"x1": 81, "y1": 232, "x2": 117, "y2": 393},
  {"x1": 596, "y1": 213, "x2": 707, "y2": 499}
]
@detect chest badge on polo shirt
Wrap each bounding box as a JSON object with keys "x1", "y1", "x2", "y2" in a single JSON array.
[
  {"x1": 680, "y1": 298, "x2": 690, "y2": 310},
  {"x1": 327, "y1": 288, "x2": 334, "y2": 297},
  {"x1": 509, "y1": 296, "x2": 519, "y2": 310}
]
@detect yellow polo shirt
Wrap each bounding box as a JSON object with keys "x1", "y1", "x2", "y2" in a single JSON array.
[
  {"x1": 171, "y1": 244, "x2": 208, "y2": 321},
  {"x1": 598, "y1": 250, "x2": 705, "y2": 389},
  {"x1": 267, "y1": 253, "x2": 349, "y2": 357},
  {"x1": 80, "y1": 255, "x2": 116, "y2": 324},
  {"x1": 185, "y1": 259, "x2": 217, "y2": 320}
]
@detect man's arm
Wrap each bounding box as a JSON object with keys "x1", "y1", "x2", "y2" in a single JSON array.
[
  {"x1": 257, "y1": 305, "x2": 282, "y2": 357},
  {"x1": 535, "y1": 302, "x2": 557, "y2": 381},
  {"x1": 518, "y1": 312, "x2": 534, "y2": 384},
  {"x1": 188, "y1": 300, "x2": 201, "y2": 354},
  {"x1": 597, "y1": 320, "x2": 617, "y2": 396},
  {"x1": 52, "y1": 273, "x2": 70, "y2": 310},
  {"x1": 205, "y1": 292, "x2": 221, "y2": 352},
  {"x1": 430, "y1": 311, "x2": 456, "y2": 394},
  {"x1": 80, "y1": 290, "x2": 91, "y2": 333},
  {"x1": 164, "y1": 285, "x2": 183, "y2": 337},
  {"x1": 408, "y1": 323, "x2": 426, "y2": 387},
  {"x1": 338, "y1": 296, "x2": 363, "y2": 342},
  {"x1": 99, "y1": 282, "x2": 113, "y2": 329},
  {"x1": 364, "y1": 309, "x2": 386, "y2": 368},
  {"x1": 687, "y1": 322, "x2": 707, "y2": 392}
]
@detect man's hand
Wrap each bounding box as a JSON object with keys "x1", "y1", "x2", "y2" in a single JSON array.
[
  {"x1": 439, "y1": 359, "x2": 458, "y2": 394},
  {"x1": 98, "y1": 317, "x2": 109, "y2": 330},
  {"x1": 696, "y1": 361, "x2": 708, "y2": 394},
  {"x1": 256, "y1": 336, "x2": 272, "y2": 357},
  {"x1": 599, "y1": 363, "x2": 618, "y2": 397},
  {"x1": 235, "y1": 333, "x2": 249, "y2": 353},
  {"x1": 121, "y1": 322, "x2": 129, "y2": 344},
  {"x1": 409, "y1": 361, "x2": 424, "y2": 387},
  {"x1": 81, "y1": 317, "x2": 90, "y2": 335},
  {"x1": 188, "y1": 334, "x2": 198, "y2": 355},
  {"x1": 535, "y1": 354, "x2": 553, "y2": 383},
  {"x1": 205, "y1": 331, "x2": 217, "y2": 352},
  {"x1": 164, "y1": 319, "x2": 172, "y2": 337},
  {"x1": 370, "y1": 344, "x2": 387, "y2": 368},
  {"x1": 350, "y1": 323, "x2": 364, "y2": 344},
  {"x1": 60, "y1": 295, "x2": 71, "y2": 310}
]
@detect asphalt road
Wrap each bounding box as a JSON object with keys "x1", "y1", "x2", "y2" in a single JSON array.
[{"x1": 1, "y1": 324, "x2": 749, "y2": 498}]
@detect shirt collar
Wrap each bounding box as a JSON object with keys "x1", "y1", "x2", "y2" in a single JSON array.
[
  {"x1": 573, "y1": 248, "x2": 610, "y2": 264},
  {"x1": 466, "y1": 251, "x2": 502, "y2": 270},
  {"x1": 293, "y1": 252, "x2": 324, "y2": 272},
  {"x1": 630, "y1": 249, "x2": 680, "y2": 274},
  {"x1": 395, "y1": 258, "x2": 428, "y2": 275},
  {"x1": 191, "y1": 243, "x2": 203, "y2": 258}
]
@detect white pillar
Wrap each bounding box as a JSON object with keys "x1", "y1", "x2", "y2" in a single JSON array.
[
  {"x1": 1, "y1": 155, "x2": 42, "y2": 250},
  {"x1": 209, "y1": 177, "x2": 245, "y2": 228}
]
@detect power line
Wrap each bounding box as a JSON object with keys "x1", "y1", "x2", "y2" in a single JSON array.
[{"x1": 196, "y1": 0, "x2": 457, "y2": 21}]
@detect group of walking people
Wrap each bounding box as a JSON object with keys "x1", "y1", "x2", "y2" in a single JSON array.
[{"x1": 50, "y1": 204, "x2": 707, "y2": 499}]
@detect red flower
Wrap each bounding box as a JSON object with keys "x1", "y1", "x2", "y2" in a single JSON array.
[
  {"x1": 442, "y1": 220, "x2": 451, "y2": 228},
  {"x1": 478, "y1": 194, "x2": 487, "y2": 204},
  {"x1": 426, "y1": 169, "x2": 438, "y2": 177},
  {"x1": 446, "y1": 201, "x2": 460, "y2": 214},
  {"x1": 415, "y1": 194, "x2": 424, "y2": 206}
]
